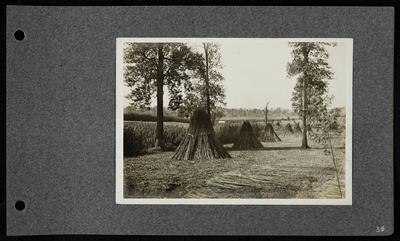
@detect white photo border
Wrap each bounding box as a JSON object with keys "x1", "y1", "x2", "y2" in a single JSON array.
[{"x1": 116, "y1": 38, "x2": 353, "y2": 205}]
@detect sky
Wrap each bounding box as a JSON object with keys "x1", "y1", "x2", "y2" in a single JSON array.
[{"x1": 122, "y1": 39, "x2": 351, "y2": 110}]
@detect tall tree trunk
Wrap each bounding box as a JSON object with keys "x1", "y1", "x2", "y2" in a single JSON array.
[
  {"x1": 155, "y1": 45, "x2": 165, "y2": 150},
  {"x1": 203, "y1": 44, "x2": 211, "y2": 117},
  {"x1": 301, "y1": 79, "x2": 309, "y2": 148},
  {"x1": 301, "y1": 48, "x2": 310, "y2": 149}
]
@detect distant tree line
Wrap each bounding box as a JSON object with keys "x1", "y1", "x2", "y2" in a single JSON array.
[
  {"x1": 124, "y1": 105, "x2": 304, "y2": 119},
  {"x1": 221, "y1": 107, "x2": 297, "y2": 119}
]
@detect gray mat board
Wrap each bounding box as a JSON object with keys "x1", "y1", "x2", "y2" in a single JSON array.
[{"x1": 6, "y1": 6, "x2": 394, "y2": 235}]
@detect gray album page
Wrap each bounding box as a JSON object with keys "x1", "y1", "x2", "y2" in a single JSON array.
[{"x1": 6, "y1": 6, "x2": 394, "y2": 236}]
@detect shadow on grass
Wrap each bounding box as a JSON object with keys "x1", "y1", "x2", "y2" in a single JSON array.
[
  {"x1": 125, "y1": 145, "x2": 345, "y2": 158},
  {"x1": 227, "y1": 146, "x2": 304, "y2": 151},
  {"x1": 124, "y1": 145, "x2": 177, "y2": 158},
  {"x1": 227, "y1": 146, "x2": 345, "y2": 151}
]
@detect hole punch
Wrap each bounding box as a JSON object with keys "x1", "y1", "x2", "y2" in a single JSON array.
[
  {"x1": 15, "y1": 200, "x2": 25, "y2": 211},
  {"x1": 14, "y1": 30, "x2": 25, "y2": 41}
]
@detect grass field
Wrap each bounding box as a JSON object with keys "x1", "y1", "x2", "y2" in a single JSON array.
[
  {"x1": 123, "y1": 135, "x2": 345, "y2": 199},
  {"x1": 124, "y1": 111, "x2": 190, "y2": 123},
  {"x1": 123, "y1": 120, "x2": 303, "y2": 156}
]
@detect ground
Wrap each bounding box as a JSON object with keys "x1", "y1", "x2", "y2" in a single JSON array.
[{"x1": 124, "y1": 136, "x2": 345, "y2": 199}]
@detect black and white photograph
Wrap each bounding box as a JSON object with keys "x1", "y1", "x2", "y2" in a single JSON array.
[
  {"x1": 116, "y1": 38, "x2": 352, "y2": 205},
  {"x1": 6, "y1": 4, "x2": 396, "y2": 237}
]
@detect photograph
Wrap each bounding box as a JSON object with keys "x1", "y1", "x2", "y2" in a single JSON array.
[{"x1": 116, "y1": 38, "x2": 352, "y2": 205}]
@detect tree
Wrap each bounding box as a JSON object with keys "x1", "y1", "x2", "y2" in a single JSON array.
[
  {"x1": 264, "y1": 101, "x2": 270, "y2": 125},
  {"x1": 287, "y1": 42, "x2": 336, "y2": 148},
  {"x1": 260, "y1": 101, "x2": 281, "y2": 142},
  {"x1": 123, "y1": 43, "x2": 198, "y2": 150},
  {"x1": 203, "y1": 43, "x2": 212, "y2": 116},
  {"x1": 177, "y1": 43, "x2": 226, "y2": 121},
  {"x1": 308, "y1": 106, "x2": 344, "y2": 197}
]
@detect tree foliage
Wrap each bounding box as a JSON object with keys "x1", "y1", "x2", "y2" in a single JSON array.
[
  {"x1": 123, "y1": 43, "x2": 201, "y2": 149},
  {"x1": 308, "y1": 107, "x2": 344, "y2": 147},
  {"x1": 124, "y1": 42, "x2": 226, "y2": 120},
  {"x1": 287, "y1": 42, "x2": 336, "y2": 116},
  {"x1": 287, "y1": 42, "x2": 337, "y2": 148},
  {"x1": 123, "y1": 43, "x2": 199, "y2": 110},
  {"x1": 177, "y1": 43, "x2": 226, "y2": 118}
]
